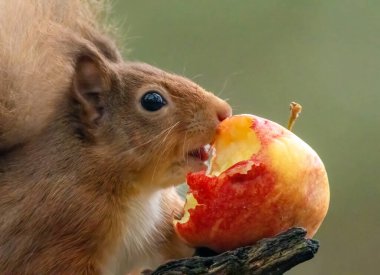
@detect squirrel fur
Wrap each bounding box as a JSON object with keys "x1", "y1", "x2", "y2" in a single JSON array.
[{"x1": 0, "y1": 0, "x2": 232, "y2": 274}]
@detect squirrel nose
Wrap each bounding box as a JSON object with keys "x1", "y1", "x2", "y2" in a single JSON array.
[{"x1": 216, "y1": 100, "x2": 232, "y2": 122}]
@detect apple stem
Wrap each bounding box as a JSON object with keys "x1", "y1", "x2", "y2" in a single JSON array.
[{"x1": 287, "y1": 102, "x2": 302, "y2": 131}]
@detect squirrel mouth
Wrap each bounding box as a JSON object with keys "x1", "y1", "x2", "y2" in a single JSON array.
[{"x1": 187, "y1": 145, "x2": 210, "y2": 162}]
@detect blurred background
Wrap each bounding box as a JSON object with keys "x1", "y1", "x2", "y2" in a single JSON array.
[{"x1": 112, "y1": 1, "x2": 379, "y2": 274}]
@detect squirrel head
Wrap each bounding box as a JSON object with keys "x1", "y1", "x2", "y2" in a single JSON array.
[{"x1": 68, "y1": 47, "x2": 231, "y2": 190}]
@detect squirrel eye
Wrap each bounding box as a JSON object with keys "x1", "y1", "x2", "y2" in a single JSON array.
[{"x1": 140, "y1": 91, "x2": 167, "y2": 112}]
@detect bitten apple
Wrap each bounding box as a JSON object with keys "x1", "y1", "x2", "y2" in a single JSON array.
[{"x1": 174, "y1": 114, "x2": 329, "y2": 252}]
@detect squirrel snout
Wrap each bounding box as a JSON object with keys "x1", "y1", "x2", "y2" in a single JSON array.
[{"x1": 215, "y1": 99, "x2": 232, "y2": 122}]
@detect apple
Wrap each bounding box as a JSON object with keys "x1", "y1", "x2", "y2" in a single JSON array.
[{"x1": 174, "y1": 114, "x2": 329, "y2": 253}]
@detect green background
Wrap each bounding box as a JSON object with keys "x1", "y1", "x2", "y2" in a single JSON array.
[{"x1": 112, "y1": 1, "x2": 380, "y2": 274}]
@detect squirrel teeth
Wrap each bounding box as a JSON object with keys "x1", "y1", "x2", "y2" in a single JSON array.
[{"x1": 188, "y1": 146, "x2": 209, "y2": 162}]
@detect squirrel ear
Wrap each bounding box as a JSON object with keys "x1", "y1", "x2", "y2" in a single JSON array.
[{"x1": 72, "y1": 55, "x2": 110, "y2": 138}]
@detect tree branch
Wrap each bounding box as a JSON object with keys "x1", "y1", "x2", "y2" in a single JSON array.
[{"x1": 151, "y1": 227, "x2": 319, "y2": 275}]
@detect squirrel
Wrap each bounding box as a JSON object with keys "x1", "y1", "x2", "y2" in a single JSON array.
[{"x1": 0, "y1": 0, "x2": 231, "y2": 274}]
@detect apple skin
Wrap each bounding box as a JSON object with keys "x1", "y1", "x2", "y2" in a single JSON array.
[{"x1": 174, "y1": 115, "x2": 330, "y2": 253}]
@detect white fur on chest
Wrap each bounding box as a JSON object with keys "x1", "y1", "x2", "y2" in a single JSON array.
[{"x1": 103, "y1": 190, "x2": 165, "y2": 275}]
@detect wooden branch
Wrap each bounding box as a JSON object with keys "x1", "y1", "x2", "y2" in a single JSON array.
[{"x1": 151, "y1": 227, "x2": 319, "y2": 275}]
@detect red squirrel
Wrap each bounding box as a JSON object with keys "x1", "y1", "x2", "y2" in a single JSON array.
[{"x1": 0, "y1": 0, "x2": 231, "y2": 273}]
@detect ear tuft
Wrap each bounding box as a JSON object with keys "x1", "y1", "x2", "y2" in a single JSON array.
[{"x1": 72, "y1": 55, "x2": 110, "y2": 139}]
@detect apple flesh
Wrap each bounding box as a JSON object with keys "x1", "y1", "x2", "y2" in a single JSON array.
[{"x1": 174, "y1": 114, "x2": 329, "y2": 253}]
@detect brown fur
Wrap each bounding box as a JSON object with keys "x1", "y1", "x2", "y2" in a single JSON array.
[{"x1": 0, "y1": 1, "x2": 231, "y2": 274}]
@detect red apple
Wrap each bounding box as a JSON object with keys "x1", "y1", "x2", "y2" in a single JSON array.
[{"x1": 174, "y1": 114, "x2": 329, "y2": 252}]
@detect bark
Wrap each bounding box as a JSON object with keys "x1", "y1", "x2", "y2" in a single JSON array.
[{"x1": 151, "y1": 227, "x2": 319, "y2": 275}]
